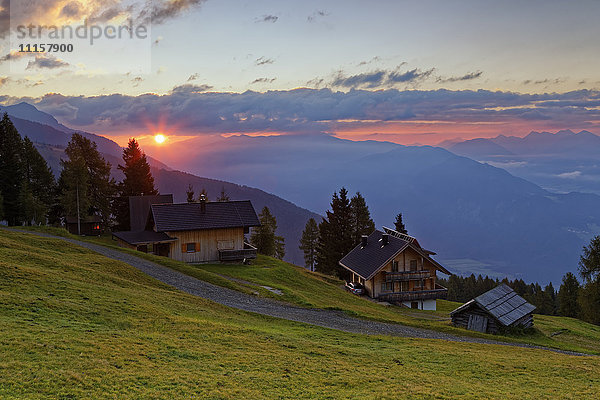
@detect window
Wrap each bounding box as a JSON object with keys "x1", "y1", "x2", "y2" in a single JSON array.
[
  {"x1": 409, "y1": 259, "x2": 418, "y2": 271},
  {"x1": 381, "y1": 282, "x2": 393, "y2": 292},
  {"x1": 392, "y1": 260, "x2": 399, "y2": 272},
  {"x1": 186, "y1": 243, "x2": 197, "y2": 253}
]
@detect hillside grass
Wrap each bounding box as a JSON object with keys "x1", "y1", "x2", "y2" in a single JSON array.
[
  {"x1": 14, "y1": 226, "x2": 600, "y2": 356},
  {"x1": 1, "y1": 228, "x2": 600, "y2": 399}
]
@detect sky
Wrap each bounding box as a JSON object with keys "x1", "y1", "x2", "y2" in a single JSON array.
[{"x1": 1, "y1": 0, "x2": 600, "y2": 146}]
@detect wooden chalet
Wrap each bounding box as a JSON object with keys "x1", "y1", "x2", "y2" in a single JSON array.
[
  {"x1": 450, "y1": 284, "x2": 535, "y2": 334},
  {"x1": 113, "y1": 196, "x2": 260, "y2": 263},
  {"x1": 339, "y1": 227, "x2": 450, "y2": 310},
  {"x1": 65, "y1": 215, "x2": 102, "y2": 236}
]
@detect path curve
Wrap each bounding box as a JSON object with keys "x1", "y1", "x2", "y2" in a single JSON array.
[{"x1": 9, "y1": 229, "x2": 590, "y2": 356}]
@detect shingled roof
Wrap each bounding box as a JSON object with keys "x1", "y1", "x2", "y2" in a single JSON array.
[
  {"x1": 450, "y1": 284, "x2": 536, "y2": 327},
  {"x1": 150, "y1": 201, "x2": 260, "y2": 232},
  {"x1": 339, "y1": 229, "x2": 450, "y2": 280}
]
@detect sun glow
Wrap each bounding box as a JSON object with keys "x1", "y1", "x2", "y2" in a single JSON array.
[{"x1": 154, "y1": 134, "x2": 166, "y2": 144}]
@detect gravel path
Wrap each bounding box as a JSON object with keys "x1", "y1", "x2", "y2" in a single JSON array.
[{"x1": 8, "y1": 229, "x2": 591, "y2": 356}]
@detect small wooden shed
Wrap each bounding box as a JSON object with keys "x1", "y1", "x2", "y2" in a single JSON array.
[{"x1": 450, "y1": 284, "x2": 535, "y2": 334}]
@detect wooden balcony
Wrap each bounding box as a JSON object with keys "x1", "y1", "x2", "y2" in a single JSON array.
[
  {"x1": 218, "y1": 243, "x2": 258, "y2": 261},
  {"x1": 378, "y1": 286, "x2": 448, "y2": 302},
  {"x1": 385, "y1": 270, "x2": 431, "y2": 281}
]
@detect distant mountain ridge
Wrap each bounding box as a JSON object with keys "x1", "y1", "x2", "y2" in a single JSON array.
[{"x1": 444, "y1": 130, "x2": 600, "y2": 196}]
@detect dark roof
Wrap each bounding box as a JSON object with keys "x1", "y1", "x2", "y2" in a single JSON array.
[
  {"x1": 151, "y1": 201, "x2": 260, "y2": 232},
  {"x1": 339, "y1": 229, "x2": 450, "y2": 280},
  {"x1": 129, "y1": 194, "x2": 173, "y2": 231},
  {"x1": 450, "y1": 284, "x2": 536, "y2": 326},
  {"x1": 339, "y1": 230, "x2": 410, "y2": 280},
  {"x1": 112, "y1": 230, "x2": 176, "y2": 245}
]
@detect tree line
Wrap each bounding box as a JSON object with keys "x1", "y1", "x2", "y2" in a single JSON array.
[
  {"x1": 298, "y1": 187, "x2": 406, "y2": 276},
  {"x1": 0, "y1": 113, "x2": 158, "y2": 229},
  {"x1": 436, "y1": 236, "x2": 600, "y2": 325}
]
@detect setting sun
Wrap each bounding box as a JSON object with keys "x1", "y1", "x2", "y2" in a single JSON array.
[{"x1": 154, "y1": 134, "x2": 166, "y2": 144}]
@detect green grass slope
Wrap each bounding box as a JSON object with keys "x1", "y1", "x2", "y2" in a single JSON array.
[{"x1": 2, "y1": 229, "x2": 599, "y2": 399}]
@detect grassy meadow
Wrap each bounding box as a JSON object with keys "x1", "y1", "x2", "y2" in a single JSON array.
[{"x1": 1, "y1": 228, "x2": 599, "y2": 399}]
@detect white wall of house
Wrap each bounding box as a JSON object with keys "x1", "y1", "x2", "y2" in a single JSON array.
[{"x1": 402, "y1": 299, "x2": 437, "y2": 311}]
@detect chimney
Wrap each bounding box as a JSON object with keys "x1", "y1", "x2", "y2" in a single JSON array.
[
  {"x1": 199, "y1": 194, "x2": 207, "y2": 213},
  {"x1": 382, "y1": 233, "x2": 389, "y2": 245},
  {"x1": 361, "y1": 235, "x2": 368, "y2": 247}
]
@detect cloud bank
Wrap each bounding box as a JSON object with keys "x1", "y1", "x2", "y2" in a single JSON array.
[{"x1": 6, "y1": 88, "x2": 600, "y2": 141}]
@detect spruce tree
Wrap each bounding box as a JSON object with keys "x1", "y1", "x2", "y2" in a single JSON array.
[
  {"x1": 577, "y1": 236, "x2": 600, "y2": 324},
  {"x1": 394, "y1": 213, "x2": 407, "y2": 234},
  {"x1": 558, "y1": 272, "x2": 580, "y2": 317},
  {"x1": 299, "y1": 218, "x2": 319, "y2": 271},
  {"x1": 21, "y1": 137, "x2": 55, "y2": 224},
  {"x1": 0, "y1": 191, "x2": 3, "y2": 221},
  {"x1": 251, "y1": 206, "x2": 285, "y2": 259},
  {"x1": 350, "y1": 192, "x2": 375, "y2": 244},
  {"x1": 114, "y1": 138, "x2": 158, "y2": 230},
  {"x1": 315, "y1": 188, "x2": 354, "y2": 277},
  {"x1": 0, "y1": 113, "x2": 24, "y2": 225}
]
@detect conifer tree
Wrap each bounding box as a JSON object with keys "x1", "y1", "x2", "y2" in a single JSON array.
[
  {"x1": 59, "y1": 156, "x2": 90, "y2": 227},
  {"x1": 315, "y1": 188, "x2": 354, "y2": 276},
  {"x1": 114, "y1": 138, "x2": 157, "y2": 230},
  {"x1": 251, "y1": 206, "x2": 285, "y2": 259},
  {"x1": 0, "y1": 113, "x2": 24, "y2": 225},
  {"x1": 61, "y1": 134, "x2": 115, "y2": 229},
  {"x1": 558, "y1": 272, "x2": 580, "y2": 317},
  {"x1": 0, "y1": 191, "x2": 3, "y2": 221},
  {"x1": 350, "y1": 192, "x2": 375, "y2": 243},
  {"x1": 577, "y1": 236, "x2": 600, "y2": 324},
  {"x1": 186, "y1": 184, "x2": 195, "y2": 203},
  {"x1": 394, "y1": 213, "x2": 408, "y2": 234},
  {"x1": 299, "y1": 218, "x2": 319, "y2": 271},
  {"x1": 21, "y1": 137, "x2": 55, "y2": 224},
  {"x1": 216, "y1": 186, "x2": 230, "y2": 202}
]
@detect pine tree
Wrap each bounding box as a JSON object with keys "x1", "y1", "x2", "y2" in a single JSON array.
[
  {"x1": 394, "y1": 213, "x2": 407, "y2": 234},
  {"x1": 186, "y1": 184, "x2": 195, "y2": 203},
  {"x1": 558, "y1": 272, "x2": 581, "y2": 318},
  {"x1": 251, "y1": 206, "x2": 285, "y2": 259},
  {"x1": 216, "y1": 186, "x2": 230, "y2": 202},
  {"x1": 114, "y1": 139, "x2": 157, "y2": 230},
  {"x1": 0, "y1": 191, "x2": 3, "y2": 221},
  {"x1": 299, "y1": 218, "x2": 319, "y2": 271},
  {"x1": 315, "y1": 188, "x2": 354, "y2": 277},
  {"x1": 0, "y1": 113, "x2": 24, "y2": 225},
  {"x1": 21, "y1": 137, "x2": 55, "y2": 224},
  {"x1": 61, "y1": 134, "x2": 115, "y2": 229},
  {"x1": 350, "y1": 192, "x2": 375, "y2": 244}
]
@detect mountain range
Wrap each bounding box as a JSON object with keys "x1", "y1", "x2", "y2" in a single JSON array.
[
  {"x1": 443, "y1": 130, "x2": 600, "y2": 195},
  {"x1": 3, "y1": 103, "x2": 600, "y2": 283}
]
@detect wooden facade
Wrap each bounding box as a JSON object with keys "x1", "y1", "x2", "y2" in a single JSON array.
[
  {"x1": 113, "y1": 199, "x2": 260, "y2": 264},
  {"x1": 167, "y1": 227, "x2": 245, "y2": 263},
  {"x1": 340, "y1": 229, "x2": 449, "y2": 310}
]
